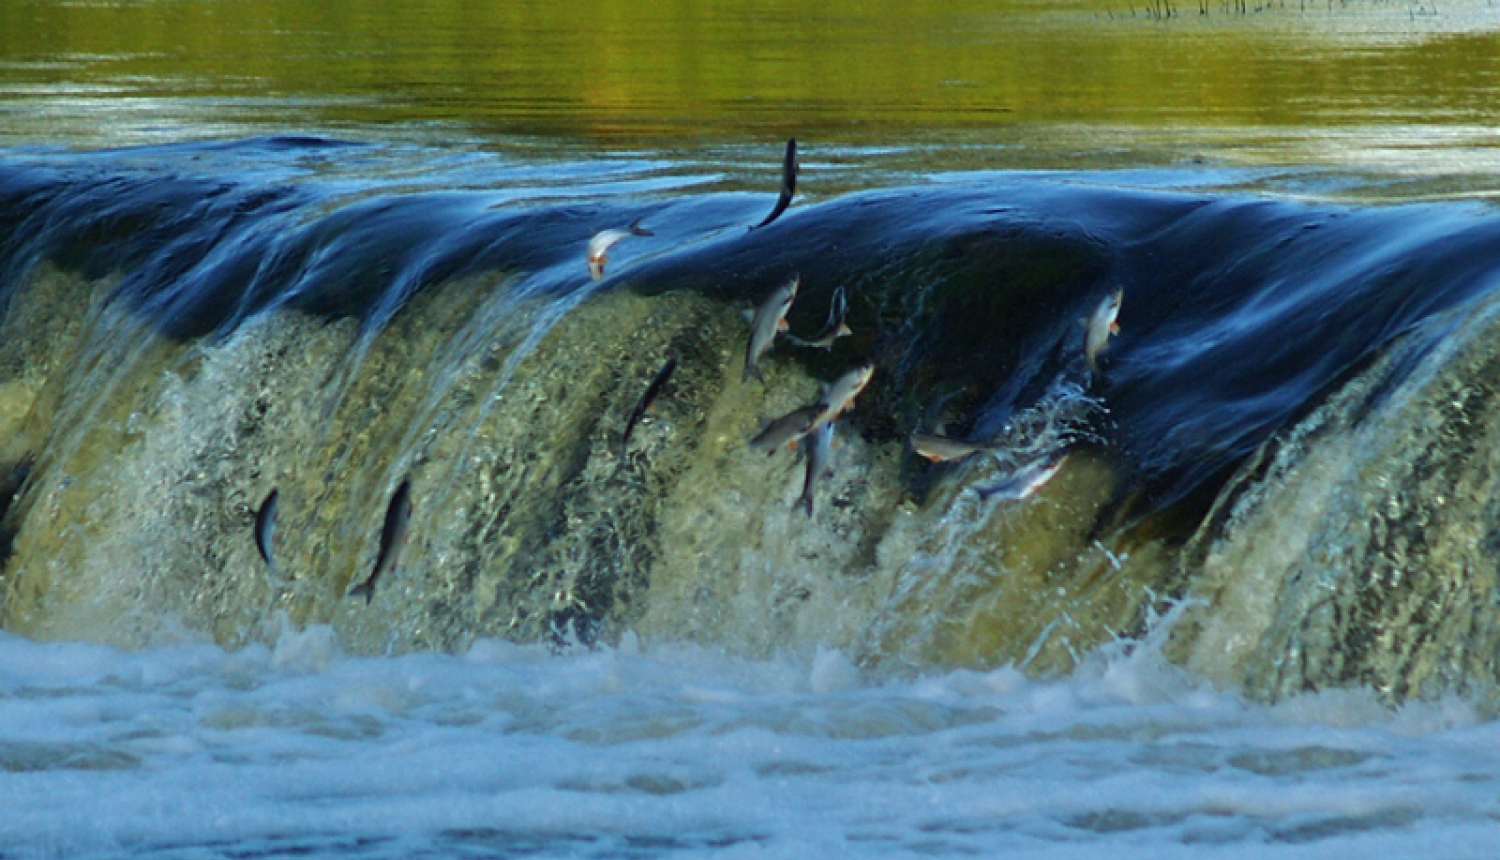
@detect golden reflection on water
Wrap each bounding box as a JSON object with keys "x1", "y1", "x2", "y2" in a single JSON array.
[{"x1": 0, "y1": 0, "x2": 1498, "y2": 149}]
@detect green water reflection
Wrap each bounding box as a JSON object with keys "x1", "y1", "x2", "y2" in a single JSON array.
[{"x1": 0, "y1": 0, "x2": 1498, "y2": 159}]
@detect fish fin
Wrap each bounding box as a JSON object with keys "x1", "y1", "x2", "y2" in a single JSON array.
[
  {"x1": 1109, "y1": 321, "x2": 1120, "y2": 335},
  {"x1": 799, "y1": 494, "x2": 814, "y2": 517},
  {"x1": 743, "y1": 363, "x2": 763, "y2": 383},
  {"x1": 347, "y1": 580, "x2": 374, "y2": 604},
  {"x1": 777, "y1": 318, "x2": 789, "y2": 331},
  {"x1": 628, "y1": 218, "x2": 653, "y2": 236},
  {"x1": 837, "y1": 323, "x2": 853, "y2": 336}
]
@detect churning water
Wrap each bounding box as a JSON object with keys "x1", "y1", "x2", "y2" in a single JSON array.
[{"x1": 3, "y1": 620, "x2": 1499, "y2": 859}]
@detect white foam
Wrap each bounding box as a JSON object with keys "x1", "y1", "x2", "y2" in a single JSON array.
[{"x1": 0, "y1": 627, "x2": 1497, "y2": 859}]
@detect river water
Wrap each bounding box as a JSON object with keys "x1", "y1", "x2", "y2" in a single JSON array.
[{"x1": 4, "y1": 0, "x2": 1500, "y2": 856}]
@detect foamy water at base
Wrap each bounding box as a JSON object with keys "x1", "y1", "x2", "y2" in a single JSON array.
[{"x1": 0, "y1": 623, "x2": 1496, "y2": 859}]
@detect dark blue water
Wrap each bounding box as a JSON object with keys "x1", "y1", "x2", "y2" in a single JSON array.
[{"x1": 4, "y1": 137, "x2": 1497, "y2": 534}]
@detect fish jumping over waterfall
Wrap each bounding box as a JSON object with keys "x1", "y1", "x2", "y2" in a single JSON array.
[
  {"x1": 347, "y1": 478, "x2": 413, "y2": 604},
  {"x1": 587, "y1": 219, "x2": 652, "y2": 280},
  {"x1": 799, "y1": 420, "x2": 836, "y2": 516},
  {"x1": 910, "y1": 433, "x2": 998, "y2": 464},
  {"x1": 744, "y1": 276, "x2": 800, "y2": 382},
  {"x1": 750, "y1": 138, "x2": 798, "y2": 230},
  {"x1": 973, "y1": 453, "x2": 1068, "y2": 502},
  {"x1": 788, "y1": 284, "x2": 852, "y2": 350},
  {"x1": 1083, "y1": 289, "x2": 1123, "y2": 373},
  {"x1": 750, "y1": 404, "x2": 824, "y2": 455},
  {"x1": 621, "y1": 355, "x2": 678, "y2": 456},
  {"x1": 253, "y1": 488, "x2": 279, "y2": 574},
  {"x1": 813, "y1": 363, "x2": 875, "y2": 426}
]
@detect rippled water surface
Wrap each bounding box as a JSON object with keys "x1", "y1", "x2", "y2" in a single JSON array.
[
  {"x1": 1, "y1": 0, "x2": 1499, "y2": 171},
  {"x1": 4, "y1": 627, "x2": 1500, "y2": 859}
]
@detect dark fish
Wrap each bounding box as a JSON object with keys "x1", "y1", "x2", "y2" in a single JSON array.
[
  {"x1": 750, "y1": 138, "x2": 797, "y2": 230},
  {"x1": 799, "y1": 420, "x2": 835, "y2": 517},
  {"x1": 787, "y1": 285, "x2": 852, "y2": 350},
  {"x1": 974, "y1": 453, "x2": 1068, "y2": 502},
  {"x1": 254, "y1": 488, "x2": 279, "y2": 574},
  {"x1": 621, "y1": 355, "x2": 678, "y2": 455},
  {"x1": 587, "y1": 218, "x2": 653, "y2": 280},
  {"x1": 347, "y1": 478, "x2": 412, "y2": 604},
  {"x1": 744, "y1": 276, "x2": 799, "y2": 382},
  {"x1": 749, "y1": 404, "x2": 824, "y2": 455}
]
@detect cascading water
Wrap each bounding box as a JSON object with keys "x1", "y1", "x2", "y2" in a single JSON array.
[{"x1": 4, "y1": 141, "x2": 1500, "y2": 704}]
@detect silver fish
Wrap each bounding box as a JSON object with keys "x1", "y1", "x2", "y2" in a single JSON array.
[
  {"x1": 1084, "y1": 289, "x2": 1123, "y2": 373},
  {"x1": 909, "y1": 433, "x2": 996, "y2": 464},
  {"x1": 621, "y1": 355, "x2": 677, "y2": 456},
  {"x1": 974, "y1": 453, "x2": 1068, "y2": 502},
  {"x1": 587, "y1": 218, "x2": 652, "y2": 280},
  {"x1": 744, "y1": 276, "x2": 800, "y2": 382},
  {"x1": 750, "y1": 138, "x2": 797, "y2": 230},
  {"x1": 787, "y1": 284, "x2": 852, "y2": 350},
  {"x1": 799, "y1": 420, "x2": 835, "y2": 517},
  {"x1": 253, "y1": 488, "x2": 279, "y2": 574},
  {"x1": 749, "y1": 404, "x2": 823, "y2": 455},
  {"x1": 347, "y1": 478, "x2": 412, "y2": 604},
  {"x1": 813, "y1": 363, "x2": 875, "y2": 426}
]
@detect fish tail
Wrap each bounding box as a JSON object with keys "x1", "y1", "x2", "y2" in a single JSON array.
[
  {"x1": 799, "y1": 493, "x2": 814, "y2": 517},
  {"x1": 347, "y1": 580, "x2": 374, "y2": 604}
]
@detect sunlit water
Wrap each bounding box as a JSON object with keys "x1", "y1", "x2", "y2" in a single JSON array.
[{"x1": 4, "y1": 619, "x2": 1499, "y2": 860}]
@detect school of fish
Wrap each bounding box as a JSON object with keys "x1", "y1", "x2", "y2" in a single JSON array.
[{"x1": 249, "y1": 139, "x2": 1123, "y2": 606}]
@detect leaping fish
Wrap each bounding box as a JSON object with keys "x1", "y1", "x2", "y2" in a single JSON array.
[
  {"x1": 347, "y1": 478, "x2": 412, "y2": 604},
  {"x1": 1083, "y1": 289, "x2": 1123, "y2": 373},
  {"x1": 909, "y1": 433, "x2": 997, "y2": 464},
  {"x1": 798, "y1": 420, "x2": 835, "y2": 517},
  {"x1": 621, "y1": 355, "x2": 678, "y2": 456},
  {"x1": 974, "y1": 453, "x2": 1068, "y2": 502},
  {"x1": 253, "y1": 488, "x2": 279, "y2": 574},
  {"x1": 813, "y1": 363, "x2": 875, "y2": 426},
  {"x1": 744, "y1": 276, "x2": 800, "y2": 382},
  {"x1": 787, "y1": 285, "x2": 852, "y2": 350},
  {"x1": 587, "y1": 218, "x2": 653, "y2": 280},
  {"x1": 750, "y1": 138, "x2": 798, "y2": 230},
  {"x1": 749, "y1": 404, "x2": 824, "y2": 455}
]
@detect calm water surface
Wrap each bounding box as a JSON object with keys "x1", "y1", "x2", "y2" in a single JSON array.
[{"x1": 2, "y1": 0, "x2": 1499, "y2": 174}]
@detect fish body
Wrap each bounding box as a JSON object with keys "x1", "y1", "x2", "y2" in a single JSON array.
[
  {"x1": 1084, "y1": 289, "x2": 1124, "y2": 372},
  {"x1": 347, "y1": 478, "x2": 412, "y2": 604},
  {"x1": 621, "y1": 355, "x2": 678, "y2": 455},
  {"x1": 974, "y1": 453, "x2": 1068, "y2": 502},
  {"x1": 744, "y1": 276, "x2": 800, "y2": 382},
  {"x1": 910, "y1": 433, "x2": 996, "y2": 464},
  {"x1": 587, "y1": 218, "x2": 652, "y2": 280},
  {"x1": 799, "y1": 420, "x2": 835, "y2": 516},
  {"x1": 749, "y1": 404, "x2": 823, "y2": 455},
  {"x1": 751, "y1": 138, "x2": 798, "y2": 230},
  {"x1": 787, "y1": 285, "x2": 852, "y2": 350},
  {"x1": 253, "y1": 488, "x2": 279, "y2": 574},
  {"x1": 814, "y1": 363, "x2": 875, "y2": 425}
]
